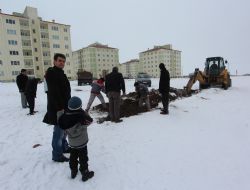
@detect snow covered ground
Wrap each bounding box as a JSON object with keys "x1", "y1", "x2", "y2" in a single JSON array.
[{"x1": 0, "y1": 76, "x2": 250, "y2": 190}]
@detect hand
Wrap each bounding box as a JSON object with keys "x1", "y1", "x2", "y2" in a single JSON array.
[{"x1": 57, "y1": 109, "x2": 64, "y2": 121}]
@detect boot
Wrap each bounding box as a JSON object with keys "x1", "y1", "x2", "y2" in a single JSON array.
[
  {"x1": 160, "y1": 110, "x2": 169, "y2": 115},
  {"x1": 81, "y1": 169, "x2": 94, "y2": 182},
  {"x1": 71, "y1": 170, "x2": 78, "y2": 179}
]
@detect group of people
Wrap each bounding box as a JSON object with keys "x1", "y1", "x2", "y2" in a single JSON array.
[
  {"x1": 16, "y1": 69, "x2": 41, "y2": 115},
  {"x1": 15, "y1": 53, "x2": 170, "y2": 182}
]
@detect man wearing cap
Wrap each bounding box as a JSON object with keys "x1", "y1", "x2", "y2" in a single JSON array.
[
  {"x1": 16, "y1": 69, "x2": 28, "y2": 108},
  {"x1": 43, "y1": 53, "x2": 71, "y2": 162},
  {"x1": 159, "y1": 63, "x2": 170, "y2": 115}
]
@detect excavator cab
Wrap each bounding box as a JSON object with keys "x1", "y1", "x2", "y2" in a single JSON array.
[{"x1": 205, "y1": 57, "x2": 225, "y2": 76}]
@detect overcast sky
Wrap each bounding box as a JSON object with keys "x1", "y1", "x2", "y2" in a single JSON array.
[{"x1": 1, "y1": 0, "x2": 250, "y2": 74}]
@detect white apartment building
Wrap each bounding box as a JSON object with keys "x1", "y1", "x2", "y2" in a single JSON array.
[
  {"x1": 139, "y1": 44, "x2": 181, "y2": 78},
  {"x1": 0, "y1": 6, "x2": 75, "y2": 81},
  {"x1": 120, "y1": 59, "x2": 139, "y2": 78},
  {"x1": 73, "y1": 42, "x2": 119, "y2": 78}
]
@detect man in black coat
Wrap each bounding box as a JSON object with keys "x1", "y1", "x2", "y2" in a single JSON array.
[
  {"x1": 16, "y1": 69, "x2": 28, "y2": 108},
  {"x1": 43, "y1": 53, "x2": 71, "y2": 162},
  {"x1": 25, "y1": 78, "x2": 40, "y2": 115},
  {"x1": 105, "y1": 67, "x2": 126, "y2": 123},
  {"x1": 159, "y1": 63, "x2": 170, "y2": 115}
]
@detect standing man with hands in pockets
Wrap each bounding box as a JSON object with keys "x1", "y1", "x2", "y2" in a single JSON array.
[
  {"x1": 105, "y1": 67, "x2": 126, "y2": 123},
  {"x1": 43, "y1": 53, "x2": 71, "y2": 162}
]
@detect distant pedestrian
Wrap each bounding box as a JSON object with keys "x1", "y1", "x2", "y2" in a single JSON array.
[
  {"x1": 16, "y1": 69, "x2": 28, "y2": 108},
  {"x1": 43, "y1": 53, "x2": 71, "y2": 162},
  {"x1": 58, "y1": 96, "x2": 94, "y2": 181},
  {"x1": 159, "y1": 63, "x2": 170, "y2": 115},
  {"x1": 85, "y1": 78, "x2": 106, "y2": 112},
  {"x1": 25, "y1": 78, "x2": 40, "y2": 115},
  {"x1": 134, "y1": 82, "x2": 150, "y2": 111},
  {"x1": 105, "y1": 67, "x2": 125, "y2": 123}
]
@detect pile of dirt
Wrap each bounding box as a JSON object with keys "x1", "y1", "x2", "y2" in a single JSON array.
[{"x1": 92, "y1": 87, "x2": 197, "y2": 123}]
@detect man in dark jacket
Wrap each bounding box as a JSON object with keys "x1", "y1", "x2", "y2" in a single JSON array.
[
  {"x1": 16, "y1": 69, "x2": 28, "y2": 108},
  {"x1": 43, "y1": 53, "x2": 71, "y2": 162},
  {"x1": 159, "y1": 63, "x2": 170, "y2": 115},
  {"x1": 105, "y1": 67, "x2": 125, "y2": 123},
  {"x1": 25, "y1": 78, "x2": 40, "y2": 115}
]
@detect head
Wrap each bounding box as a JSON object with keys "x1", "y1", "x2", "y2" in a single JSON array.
[
  {"x1": 21, "y1": 69, "x2": 27, "y2": 75},
  {"x1": 112, "y1": 67, "x2": 118, "y2": 73},
  {"x1": 134, "y1": 82, "x2": 139, "y2": 87},
  {"x1": 54, "y1": 53, "x2": 66, "y2": 69},
  {"x1": 159, "y1": 63, "x2": 165, "y2": 70},
  {"x1": 68, "y1": 96, "x2": 82, "y2": 111}
]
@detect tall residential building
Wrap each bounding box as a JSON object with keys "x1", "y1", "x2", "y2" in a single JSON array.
[
  {"x1": 0, "y1": 6, "x2": 74, "y2": 81},
  {"x1": 120, "y1": 59, "x2": 139, "y2": 78},
  {"x1": 139, "y1": 44, "x2": 181, "y2": 78},
  {"x1": 72, "y1": 42, "x2": 119, "y2": 78}
]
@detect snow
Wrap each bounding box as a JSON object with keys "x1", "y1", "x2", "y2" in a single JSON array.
[{"x1": 0, "y1": 76, "x2": 250, "y2": 190}]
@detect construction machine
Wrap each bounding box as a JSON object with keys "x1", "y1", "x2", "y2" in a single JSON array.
[{"x1": 185, "y1": 57, "x2": 232, "y2": 95}]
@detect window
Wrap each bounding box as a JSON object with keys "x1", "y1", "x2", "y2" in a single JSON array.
[
  {"x1": 7, "y1": 29, "x2": 16, "y2": 35},
  {"x1": 35, "y1": 57, "x2": 39, "y2": 61},
  {"x1": 65, "y1": 45, "x2": 69, "y2": 49},
  {"x1": 66, "y1": 53, "x2": 69, "y2": 57},
  {"x1": 32, "y1": 20, "x2": 35, "y2": 24},
  {"x1": 34, "y1": 48, "x2": 38, "y2": 52},
  {"x1": 32, "y1": 29, "x2": 36, "y2": 33},
  {"x1": 52, "y1": 26, "x2": 59, "y2": 31},
  {"x1": 8, "y1": 40, "x2": 18, "y2": 45},
  {"x1": 53, "y1": 44, "x2": 60, "y2": 48},
  {"x1": 12, "y1": 71, "x2": 19, "y2": 76},
  {"x1": 64, "y1": 28, "x2": 68, "y2": 32},
  {"x1": 44, "y1": 61, "x2": 50, "y2": 65},
  {"x1": 43, "y1": 52, "x2": 50, "y2": 57},
  {"x1": 64, "y1": 37, "x2": 68, "y2": 41},
  {"x1": 9, "y1": 51, "x2": 19, "y2": 55},
  {"x1": 0, "y1": 60, "x2": 2, "y2": 65},
  {"x1": 52, "y1": 35, "x2": 59, "y2": 40},
  {"x1": 6, "y1": 19, "x2": 15, "y2": 24},
  {"x1": 11, "y1": 61, "x2": 20, "y2": 65},
  {"x1": 36, "y1": 66, "x2": 39, "y2": 70},
  {"x1": 33, "y1": 38, "x2": 37, "y2": 43}
]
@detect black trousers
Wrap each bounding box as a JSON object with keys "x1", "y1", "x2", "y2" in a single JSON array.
[
  {"x1": 70, "y1": 146, "x2": 89, "y2": 172},
  {"x1": 26, "y1": 95, "x2": 35, "y2": 113},
  {"x1": 161, "y1": 92, "x2": 169, "y2": 112}
]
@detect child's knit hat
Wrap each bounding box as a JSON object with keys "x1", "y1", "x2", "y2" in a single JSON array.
[{"x1": 68, "y1": 96, "x2": 82, "y2": 110}]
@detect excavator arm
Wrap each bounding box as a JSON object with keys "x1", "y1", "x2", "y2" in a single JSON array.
[{"x1": 184, "y1": 69, "x2": 207, "y2": 95}]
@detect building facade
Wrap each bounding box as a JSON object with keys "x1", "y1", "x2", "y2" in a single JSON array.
[
  {"x1": 0, "y1": 6, "x2": 75, "y2": 81},
  {"x1": 120, "y1": 59, "x2": 139, "y2": 78},
  {"x1": 139, "y1": 44, "x2": 181, "y2": 78},
  {"x1": 73, "y1": 42, "x2": 119, "y2": 78}
]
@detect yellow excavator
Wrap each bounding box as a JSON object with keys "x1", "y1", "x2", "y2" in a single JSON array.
[{"x1": 185, "y1": 57, "x2": 232, "y2": 95}]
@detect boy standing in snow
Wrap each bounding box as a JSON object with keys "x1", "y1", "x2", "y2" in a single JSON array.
[
  {"x1": 58, "y1": 96, "x2": 94, "y2": 181},
  {"x1": 85, "y1": 78, "x2": 106, "y2": 112},
  {"x1": 25, "y1": 78, "x2": 41, "y2": 115}
]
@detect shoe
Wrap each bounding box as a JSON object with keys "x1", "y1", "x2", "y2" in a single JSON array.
[
  {"x1": 71, "y1": 170, "x2": 78, "y2": 179},
  {"x1": 52, "y1": 156, "x2": 69, "y2": 162},
  {"x1": 160, "y1": 111, "x2": 169, "y2": 115},
  {"x1": 63, "y1": 147, "x2": 71, "y2": 154},
  {"x1": 81, "y1": 170, "x2": 94, "y2": 182},
  {"x1": 114, "y1": 119, "x2": 123, "y2": 123},
  {"x1": 27, "y1": 112, "x2": 34, "y2": 115}
]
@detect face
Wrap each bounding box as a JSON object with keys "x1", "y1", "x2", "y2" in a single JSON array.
[
  {"x1": 22, "y1": 71, "x2": 27, "y2": 75},
  {"x1": 54, "y1": 57, "x2": 66, "y2": 69}
]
